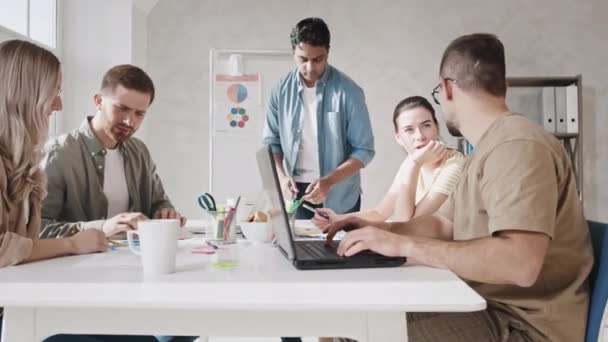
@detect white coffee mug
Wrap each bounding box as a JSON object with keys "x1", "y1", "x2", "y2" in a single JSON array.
[{"x1": 127, "y1": 219, "x2": 179, "y2": 277}]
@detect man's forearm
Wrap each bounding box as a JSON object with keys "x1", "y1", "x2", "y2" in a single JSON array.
[
  {"x1": 388, "y1": 213, "x2": 453, "y2": 240},
  {"x1": 322, "y1": 158, "x2": 363, "y2": 186},
  {"x1": 399, "y1": 232, "x2": 546, "y2": 287},
  {"x1": 272, "y1": 153, "x2": 288, "y2": 177}
]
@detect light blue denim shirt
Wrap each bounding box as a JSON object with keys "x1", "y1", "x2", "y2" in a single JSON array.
[{"x1": 262, "y1": 65, "x2": 375, "y2": 213}]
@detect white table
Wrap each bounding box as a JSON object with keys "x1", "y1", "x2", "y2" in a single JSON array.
[{"x1": 0, "y1": 234, "x2": 485, "y2": 341}]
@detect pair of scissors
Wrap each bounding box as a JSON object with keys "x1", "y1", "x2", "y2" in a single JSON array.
[{"x1": 197, "y1": 192, "x2": 217, "y2": 212}]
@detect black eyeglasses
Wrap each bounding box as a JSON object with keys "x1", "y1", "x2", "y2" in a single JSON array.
[{"x1": 431, "y1": 78, "x2": 457, "y2": 105}]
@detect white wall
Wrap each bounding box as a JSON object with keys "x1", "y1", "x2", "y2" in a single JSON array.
[
  {"x1": 60, "y1": 0, "x2": 133, "y2": 134},
  {"x1": 59, "y1": 0, "x2": 152, "y2": 137},
  {"x1": 131, "y1": 5, "x2": 149, "y2": 138},
  {"x1": 144, "y1": 0, "x2": 608, "y2": 222},
  {"x1": 1, "y1": 5, "x2": 62, "y2": 136},
  {"x1": 0, "y1": 27, "x2": 15, "y2": 42},
  {"x1": 132, "y1": 7, "x2": 147, "y2": 69}
]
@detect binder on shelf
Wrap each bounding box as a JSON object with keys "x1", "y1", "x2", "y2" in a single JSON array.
[
  {"x1": 566, "y1": 84, "x2": 579, "y2": 134},
  {"x1": 465, "y1": 141, "x2": 474, "y2": 155},
  {"x1": 554, "y1": 87, "x2": 568, "y2": 134},
  {"x1": 457, "y1": 138, "x2": 474, "y2": 156},
  {"x1": 541, "y1": 87, "x2": 556, "y2": 133}
]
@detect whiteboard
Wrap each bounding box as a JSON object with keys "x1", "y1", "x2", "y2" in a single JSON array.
[{"x1": 209, "y1": 49, "x2": 293, "y2": 204}]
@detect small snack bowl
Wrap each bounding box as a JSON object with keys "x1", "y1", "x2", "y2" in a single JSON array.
[{"x1": 240, "y1": 222, "x2": 273, "y2": 243}]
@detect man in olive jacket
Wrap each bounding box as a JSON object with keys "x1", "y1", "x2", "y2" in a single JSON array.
[{"x1": 41, "y1": 64, "x2": 184, "y2": 239}]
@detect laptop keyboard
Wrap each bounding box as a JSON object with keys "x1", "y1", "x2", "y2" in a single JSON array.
[{"x1": 296, "y1": 241, "x2": 341, "y2": 259}]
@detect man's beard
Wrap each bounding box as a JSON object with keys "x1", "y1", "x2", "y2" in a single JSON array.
[
  {"x1": 446, "y1": 120, "x2": 463, "y2": 137},
  {"x1": 111, "y1": 125, "x2": 134, "y2": 143}
]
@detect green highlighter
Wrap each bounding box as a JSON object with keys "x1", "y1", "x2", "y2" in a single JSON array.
[{"x1": 288, "y1": 198, "x2": 303, "y2": 214}]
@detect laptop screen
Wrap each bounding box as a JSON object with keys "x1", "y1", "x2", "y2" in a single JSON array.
[{"x1": 255, "y1": 146, "x2": 297, "y2": 261}]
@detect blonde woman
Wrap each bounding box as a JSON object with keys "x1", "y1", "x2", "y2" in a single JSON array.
[
  {"x1": 0, "y1": 39, "x2": 107, "y2": 338},
  {"x1": 313, "y1": 96, "x2": 464, "y2": 230},
  {"x1": 0, "y1": 39, "x2": 107, "y2": 267}
]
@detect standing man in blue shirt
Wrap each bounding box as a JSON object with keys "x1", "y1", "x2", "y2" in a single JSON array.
[{"x1": 262, "y1": 17, "x2": 375, "y2": 221}]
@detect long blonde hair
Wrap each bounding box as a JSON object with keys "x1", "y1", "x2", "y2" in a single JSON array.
[{"x1": 0, "y1": 40, "x2": 60, "y2": 205}]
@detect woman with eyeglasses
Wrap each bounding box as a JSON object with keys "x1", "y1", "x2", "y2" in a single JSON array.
[{"x1": 312, "y1": 96, "x2": 464, "y2": 231}]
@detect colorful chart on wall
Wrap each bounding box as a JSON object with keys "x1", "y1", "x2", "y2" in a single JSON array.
[
  {"x1": 209, "y1": 49, "x2": 293, "y2": 206},
  {"x1": 213, "y1": 73, "x2": 262, "y2": 135},
  {"x1": 226, "y1": 84, "x2": 248, "y2": 103}
]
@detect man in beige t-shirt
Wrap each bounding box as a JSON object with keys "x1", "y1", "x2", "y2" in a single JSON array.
[{"x1": 326, "y1": 33, "x2": 592, "y2": 342}]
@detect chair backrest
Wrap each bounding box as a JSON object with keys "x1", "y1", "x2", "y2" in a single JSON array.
[{"x1": 586, "y1": 220, "x2": 608, "y2": 342}]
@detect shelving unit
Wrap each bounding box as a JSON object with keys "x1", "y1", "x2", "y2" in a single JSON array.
[
  {"x1": 507, "y1": 75, "x2": 583, "y2": 203},
  {"x1": 456, "y1": 75, "x2": 583, "y2": 203}
]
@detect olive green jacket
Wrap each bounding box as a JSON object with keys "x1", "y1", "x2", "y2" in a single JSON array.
[{"x1": 40, "y1": 117, "x2": 173, "y2": 238}]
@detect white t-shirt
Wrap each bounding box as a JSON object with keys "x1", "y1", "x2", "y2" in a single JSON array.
[
  {"x1": 103, "y1": 148, "x2": 130, "y2": 218},
  {"x1": 294, "y1": 85, "x2": 320, "y2": 183}
]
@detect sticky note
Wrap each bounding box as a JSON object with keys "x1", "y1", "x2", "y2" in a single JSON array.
[{"x1": 212, "y1": 261, "x2": 237, "y2": 269}]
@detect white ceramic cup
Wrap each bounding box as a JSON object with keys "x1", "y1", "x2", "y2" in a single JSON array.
[
  {"x1": 239, "y1": 221, "x2": 273, "y2": 243},
  {"x1": 127, "y1": 219, "x2": 179, "y2": 277}
]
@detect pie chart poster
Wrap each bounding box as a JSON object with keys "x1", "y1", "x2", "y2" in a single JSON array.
[{"x1": 213, "y1": 73, "x2": 262, "y2": 136}]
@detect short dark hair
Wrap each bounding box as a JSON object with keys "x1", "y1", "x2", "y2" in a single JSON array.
[
  {"x1": 439, "y1": 33, "x2": 506, "y2": 97},
  {"x1": 290, "y1": 17, "x2": 330, "y2": 50},
  {"x1": 100, "y1": 64, "x2": 155, "y2": 104},
  {"x1": 392, "y1": 96, "x2": 438, "y2": 132}
]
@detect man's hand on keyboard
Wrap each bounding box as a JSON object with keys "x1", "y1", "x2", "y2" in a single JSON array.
[
  {"x1": 324, "y1": 216, "x2": 389, "y2": 246},
  {"x1": 337, "y1": 227, "x2": 407, "y2": 257}
]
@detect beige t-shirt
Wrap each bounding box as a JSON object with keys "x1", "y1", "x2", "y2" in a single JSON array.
[
  {"x1": 391, "y1": 149, "x2": 464, "y2": 203},
  {"x1": 451, "y1": 113, "x2": 592, "y2": 342}
]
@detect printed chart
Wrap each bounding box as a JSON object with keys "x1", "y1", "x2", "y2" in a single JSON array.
[{"x1": 213, "y1": 74, "x2": 262, "y2": 135}]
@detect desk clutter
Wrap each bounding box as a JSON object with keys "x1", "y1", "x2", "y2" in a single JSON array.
[
  {"x1": 197, "y1": 193, "x2": 243, "y2": 244},
  {"x1": 196, "y1": 191, "x2": 339, "y2": 245},
  {"x1": 198, "y1": 191, "x2": 269, "y2": 242},
  {"x1": 76, "y1": 237, "x2": 242, "y2": 271},
  {"x1": 82, "y1": 191, "x2": 346, "y2": 278}
]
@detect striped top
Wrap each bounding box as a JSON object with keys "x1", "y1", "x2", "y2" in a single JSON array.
[{"x1": 393, "y1": 149, "x2": 465, "y2": 203}]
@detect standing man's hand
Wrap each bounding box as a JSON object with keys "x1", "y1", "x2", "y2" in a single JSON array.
[
  {"x1": 153, "y1": 208, "x2": 186, "y2": 226},
  {"x1": 303, "y1": 178, "x2": 332, "y2": 204},
  {"x1": 278, "y1": 174, "x2": 298, "y2": 201},
  {"x1": 101, "y1": 212, "x2": 148, "y2": 237}
]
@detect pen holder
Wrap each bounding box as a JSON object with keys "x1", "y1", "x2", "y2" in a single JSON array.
[{"x1": 205, "y1": 210, "x2": 238, "y2": 244}]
